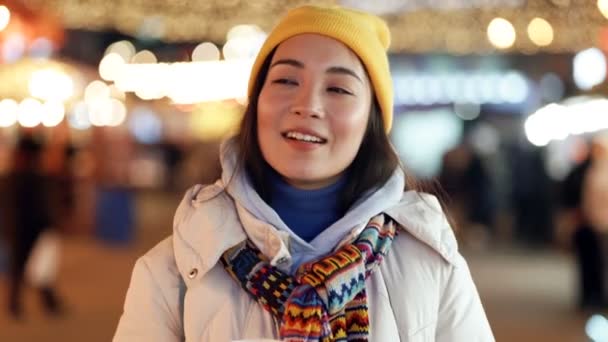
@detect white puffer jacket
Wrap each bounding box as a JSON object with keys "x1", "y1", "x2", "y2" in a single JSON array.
[{"x1": 114, "y1": 143, "x2": 494, "y2": 342}]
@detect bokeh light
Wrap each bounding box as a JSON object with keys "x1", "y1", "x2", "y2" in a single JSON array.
[
  {"x1": 29, "y1": 68, "x2": 74, "y2": 102},
  {"x1": 226, "y1": 24, "x2": 265, "y2": 41},
  {"x1": 222, "y1": 25, "x2": 266, "y2": 60},
  {"x1": 527, "y1": 17, "x2": 553, "y2": 47},
  {"x1": 129, "y1": 106, "x2": 162, "y2": 144},
  {"x1": 599, "y1": 0, "x2": 608, "y2": 19},
  {"x1": 192, "y1": 42, "x2": 220, "y2": 62},
  {"x1": 525, "y1": 98, "x2": 608, "y2": 146},
  {"x1": 18, "y1": 98, "x2": 43, "y2": 128},
  {"x1": 29, "y1": 37, "x2": 54, "y2": 59},
  {"x1": 2, "y1": 32, "x2": 26, "y2": 62},
  {"x1": 487, "y1": 18, "x2": 516, "y2": 49},
  {"x1": 41, "y1": 100, "x2": 65, "y2": 127},
  {"x1": 88, "y1": 98, "x2": 113, "y2": 127},
  {"x1": 107, "y1": 99, "x2": 127, "y2": 127},
  {"x1": 586, "y1": 314, "x2": 608, "y2": 342},
  {"x1": 454, "y1": 102, "x2": 481, "y2": 120},
  {"x1": 573, "y1": 47, "x2": 607, "y2": 90},
  {"x1": 499, "y1": 71, "x2": 529, "y2": 103},
  {"x1": 68, "y1": 101, "x2": 91, "y2": 130},
  {"x1": 104, "y1": 40, "x2": 136, "y2": 62},
  {"x1": 84, "y1": 80, "x2": 111, "y2": 104},
  {"x1": 0, "y1": 5, "x2": 10, "y2": 31},
  {"x1": 99, "y1": 53, "x2": 126, "y2": 81},
  {"x1": 131, "y1": 50, "x2": 157, "y2": 64}
]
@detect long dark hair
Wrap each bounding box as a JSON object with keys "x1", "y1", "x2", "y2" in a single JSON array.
[{"x1": 234, "y1": 50, "x2": 432, "y2": 213}]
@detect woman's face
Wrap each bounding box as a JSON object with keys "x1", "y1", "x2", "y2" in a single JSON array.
[{"x1": 257, "y1": 33, "x2": 373, "y2": 189}]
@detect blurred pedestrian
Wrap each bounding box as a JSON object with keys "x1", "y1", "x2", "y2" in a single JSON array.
[
  {"x1": 439, "y1": 140, "x2": 496, "y2": 248},
  {"x1": 562, "y1": 135, "x2": 608, "y2": 310},
  {"x1": 581, "y1": 135, "x2": 608, "y2": 236},
  {"x1": 4, "y1": 134, "x2": 63, "y2": 319},
  {"x1": 509, "y1": 144, "x2": 554, "y2": 246}
]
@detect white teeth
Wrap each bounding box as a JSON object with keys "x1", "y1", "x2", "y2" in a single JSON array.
[{"x1": 285, "y1": 131, "x2": 323, "y2": 143}]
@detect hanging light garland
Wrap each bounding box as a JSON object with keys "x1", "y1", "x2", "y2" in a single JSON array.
[{"x1": 16, "y1": 0, "x2": 608, "y2": 53}]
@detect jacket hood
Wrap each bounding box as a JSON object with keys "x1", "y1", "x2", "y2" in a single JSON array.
[
  {"x1": 217, "y1": 138, "x2": 410, "y2": 266},
  {"x1": 172, "y1": 139, "x2": 458, "y2": 279}
]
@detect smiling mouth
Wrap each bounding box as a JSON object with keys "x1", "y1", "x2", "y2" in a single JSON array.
[{"x1": 282, "y1": 131, "x2": 327, "y2": 144}]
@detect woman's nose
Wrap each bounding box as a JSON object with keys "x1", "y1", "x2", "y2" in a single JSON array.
[{"x1": 289, "y1": 86, "x2": 323, "y2": 118}]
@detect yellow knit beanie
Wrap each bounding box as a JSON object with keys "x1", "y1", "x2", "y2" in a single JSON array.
[{"x1": 248, "y1": 5, "x2": 394, "y2": 132}]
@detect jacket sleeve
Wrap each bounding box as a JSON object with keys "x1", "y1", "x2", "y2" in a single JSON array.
[
  {"x1": 435, "y1": 253, "x2": 495, "y2": 342},
  {"x1": 114, "y1": 239, "x2": 185, "y2": 342}
]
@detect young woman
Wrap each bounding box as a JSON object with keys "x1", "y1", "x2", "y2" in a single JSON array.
[{"x1": 114, "y1": 5, "x2": 494, "y2": 341}]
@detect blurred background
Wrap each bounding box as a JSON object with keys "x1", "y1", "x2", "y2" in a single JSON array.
[{"x1": 1, "y1": 0, "x2": 608, "y2": 341}]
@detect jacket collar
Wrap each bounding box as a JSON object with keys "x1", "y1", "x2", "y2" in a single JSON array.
[{"x1": 172, "y1": 182, "x2": 458, "y2": 281}]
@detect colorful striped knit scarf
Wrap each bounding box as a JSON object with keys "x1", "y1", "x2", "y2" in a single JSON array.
[{"x1": 220, "y1": 213, "x2": 398, "y2": 342}]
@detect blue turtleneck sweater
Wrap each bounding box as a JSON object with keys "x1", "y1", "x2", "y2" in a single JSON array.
[{"x1": 268, "y1": 172, "x2": 346, "y2": 243}]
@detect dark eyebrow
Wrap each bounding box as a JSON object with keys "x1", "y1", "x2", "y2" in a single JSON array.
[
  {"x1": 270, "y1": 58, "x2": 363, "y2": 83},
  {"x1": 270, "y1": 58, "x2": 304, "y2": 69},
  {"x1": 326, "y1": 66, "x2": 363, "y2": 83}
]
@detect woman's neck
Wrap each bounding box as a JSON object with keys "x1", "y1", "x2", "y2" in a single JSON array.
[{"x1": 268, "y1": 169, "x2": 347, "y2": 242}]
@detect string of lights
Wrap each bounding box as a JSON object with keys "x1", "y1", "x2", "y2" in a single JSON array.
[{"x1": 18, "y1": 0, "x2": 608, "y2": 53}]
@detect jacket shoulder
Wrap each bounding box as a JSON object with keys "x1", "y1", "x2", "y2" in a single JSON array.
[
  {"x1": 141, "y1": 236, "x2": 180, "y2": 272},
  {"x1": 385, "y1": 191, "x2": 458, "y2": 264},
  {"x1": 140, "y1": 237, "x2": 184, "y2": 293}
]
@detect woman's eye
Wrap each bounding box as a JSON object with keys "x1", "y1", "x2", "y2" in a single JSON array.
[
  {"x1": 272, "y1": 78, "x2": 297, "y2": 85},
  {"x1": 327, "y1": 87, "x2": 352, "y2": 95}
]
